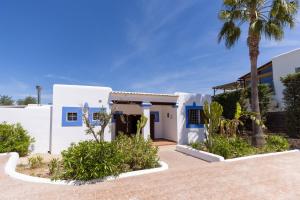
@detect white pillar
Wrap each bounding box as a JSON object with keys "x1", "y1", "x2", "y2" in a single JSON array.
[
  {"x1": 108, "y1": 100, "x2": 114, "y2": 141},
  {"x1": 141, "y1": 102, "x2": 151, "y2": 140}
]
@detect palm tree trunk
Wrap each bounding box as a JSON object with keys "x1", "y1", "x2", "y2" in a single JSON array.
[{"x1": 248, "y1": 31, "x2": 266, "y2": 147}]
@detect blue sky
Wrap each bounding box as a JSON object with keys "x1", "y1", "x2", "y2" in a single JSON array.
[{"x1": 0, "y1": 0, "x2": 299, "y2": 103}]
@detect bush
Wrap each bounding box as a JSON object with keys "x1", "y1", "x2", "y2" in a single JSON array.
[
  {"x1": 28, "y1": 155, "x2": 43, "y2": 169},
  {"x1": 0, "y1": 122, "x2": 34, "y2": 156},
  {"x1": 60, "y1": 141, "x2": 124, "y2": 181},
  {"x1": 209, "y1": 135, "x2": 255, "y2": 159},
  {"x1": 113, "y1": 134, "x2": 159, "y2": 171},
  {"x1": 189, "y1": 142, "x2": 207, "y2": 151},
  {"x1": 48, "y1": 158, "x2": 61, "y2": 176},
  {"x1": 263, "y1": 135, "x2": 289, "y2": 153},
  {"x1": 281, "y1": 72, "x2": 300, "y2": 137},
  {"x1": 59, "y1": 134, "x2": 159, "y2": 181},
  {"x1": 213, "y1": 84, "x2": 272, "y2": 121},
  {"x1": 213, "y1": 90, "x2": 242, "y2": 119}
]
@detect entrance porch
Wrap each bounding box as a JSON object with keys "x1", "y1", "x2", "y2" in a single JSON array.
[{"x1": 110, "y1": 91, "x2": 179, "y2": 142}]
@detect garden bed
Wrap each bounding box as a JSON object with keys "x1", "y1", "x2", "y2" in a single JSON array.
[
  {"x1": 176, "y1": 144, "x2": 299, "y2": 162},
  {"x1": 177, "y1": 134, "x2": 293, "y2": 162},
  {"x1": 5, "y1": 152, "x2": 168, "y2": 185},
  {"x1": 16, "y1": 153, "x2": 61, "y2": 178}
]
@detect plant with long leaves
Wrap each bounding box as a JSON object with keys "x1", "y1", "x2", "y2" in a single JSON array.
[
  {"x1": 203, "y1": 101, "x2": 224, "y2": 151},
  {"x1": 218, "y1": 0, "x2": 298, "y2": 146},
  {"x1": 220, "y1": 102, "x2": 266, "y2": 137}
]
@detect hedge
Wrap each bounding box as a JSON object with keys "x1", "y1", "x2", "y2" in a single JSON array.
[{"x1": 281, "y1": 72, "x2": 300, "y2": 137}]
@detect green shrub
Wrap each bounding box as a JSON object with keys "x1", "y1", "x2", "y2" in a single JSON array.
[
  {"x1": 281, "y1": 72, "x2": 300, "y2": 137},
  {"x1": 48, "y1": 158, "x2": 61, "y2": 176},
  {"x1": 263, "y1": 135, "x2": 289, "y2": 153},
  {"x1": 228, "y1": 137, "x2": 255, "y2": 158},
  {"x1": 209, "y1": 135, "x2": 255, "y2": 159},
  {"x1": 213, "y1": 90, "x2": 243, "y2": 119},
  {"x1": 113, "y1": 134, "x2": 159, "y2": 171},
  {"x1": 28, "y1": 155, "x2": 43, "y2": 169},
  {"x1": 189, "y1": 142, "x2": 207, "y2": 151},
  {"x1": 57, "y1": 134, "x2": 159, "y2": 181},
  {"x1": 0, "y1": 122, "x2": 35, "y2": 156},
  {"x1": 60, "y1": 141, "x2": 124, "y2": 181}
]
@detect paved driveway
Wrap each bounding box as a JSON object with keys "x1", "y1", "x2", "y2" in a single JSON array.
[{"x1": 1, "y1": 146, "x2": 300, "y2": 200}]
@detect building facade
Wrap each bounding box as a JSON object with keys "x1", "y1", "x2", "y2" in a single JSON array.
[
  {"x1": 213, "y1": 48, "x2": 300, "y2": 111},
  {"x1": 0, "y1": 84, "x2": 210, "y2": 154}
]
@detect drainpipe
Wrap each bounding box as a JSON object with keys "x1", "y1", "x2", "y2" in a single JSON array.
[{"x1": 48, "y1": 106, "x2": 53, "y2": 154}]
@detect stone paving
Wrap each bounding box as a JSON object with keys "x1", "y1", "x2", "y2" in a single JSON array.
[{"x1": 1, "y1": 146, "x2": 300, "y2": 200}]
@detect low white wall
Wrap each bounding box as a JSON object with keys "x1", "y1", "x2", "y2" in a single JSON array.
[
  {"x1": 176, "y1": 145, "x2": 224, "y2": 162},
  {"x1": 0, "y1": 105, "x2": 51, "y2": 153}
]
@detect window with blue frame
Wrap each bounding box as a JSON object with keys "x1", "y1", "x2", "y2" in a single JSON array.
[
  {"x1": 88, "y1": 107, "x2": 106, "y2": 126},
  {"x1": 62, "y1": 107, "x2": 83, "y2": 127},
  {"x1": 186, "y1": 103, "x2": 205, "y2": 128}
]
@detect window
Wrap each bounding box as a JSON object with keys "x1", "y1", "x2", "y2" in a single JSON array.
[
  {"x1": 67, "y1": 112, "x2": 78, "y2": 121},
  {"x1": 186, "y1": 103, "x2": 204, "y2": 128},
  {"x1": 62, "y1": 107, "x2": 82, "y2": 127},
  {"x1": 188, "y1": 109, "x2": 200, "y2": 125},
  {"x1": 93, "y1": 112, "x2": 100, "y2": 121},
  {"x1": 296, "y1": 67, "x2": 300, "y2": 73},
  {"x1": 88, "y1": 107, "x2": 107, "y2": 125}
]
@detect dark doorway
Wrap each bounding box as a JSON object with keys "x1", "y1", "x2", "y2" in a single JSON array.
[
  {"x1": 150, "y1": 113, "x2": 155, "y2": 140},
  {"x1": 115, "y1": 114, "x2": 141, "y2": 137}
]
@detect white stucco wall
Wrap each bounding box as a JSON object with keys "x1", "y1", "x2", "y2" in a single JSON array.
[
  {"x1": 0, "y1": 105, "x2": 51, "y2": 153},
  {"x1": 272, "y1": 48, "x2": 300, "y2": 110},
  {"x1": 161, "y1": 106, "x2": 177, "y2": 141},
  {"x1": 176, "y1": 92, "x2": 211, "y2": 145},
  {"x1": 51, "y1": 84, "x2": 112, "y2": 154}
]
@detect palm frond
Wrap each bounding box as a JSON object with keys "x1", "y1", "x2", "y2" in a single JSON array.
[{"x1": 218, "y1": 21, "x2": 241, "y2": 48}]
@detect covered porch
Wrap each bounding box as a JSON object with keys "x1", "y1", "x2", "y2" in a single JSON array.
[{"x1": 110, "y1": 91, "x2": 179, "y2": 143}]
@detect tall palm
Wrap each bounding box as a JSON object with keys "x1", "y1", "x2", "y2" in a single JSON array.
[{"x1": 218, "y1": 0, "x2": 298, "y2": 147}]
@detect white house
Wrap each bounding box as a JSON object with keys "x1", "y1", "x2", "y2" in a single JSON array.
[
  {"x1": 0, "y1": 84, "x2": 210, "y2": 154},
  {"x1": 213, "y1": 48, "x2": 300, "y2": 111}
]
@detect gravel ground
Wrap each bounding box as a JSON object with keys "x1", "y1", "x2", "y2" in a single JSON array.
[{"x1": 1, "y1": 146, "x2": 300, "y2": 200}]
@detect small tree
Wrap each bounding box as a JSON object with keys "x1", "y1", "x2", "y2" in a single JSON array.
[
  {"x1": 281, "y1": 73, "x2": 300, "y2": 137},
  {"x1": 218, "y1": 0, "x2": 298, "y2": 147},
  {"x1": 83, "y1": 106, "x2": 113, "y2": 143},
  {"x1": 17, "y1": 96, "x2": 37, "y2": 105},
  {"x1": 0, "y1": 95, "x2": 14, "y2": 105}
]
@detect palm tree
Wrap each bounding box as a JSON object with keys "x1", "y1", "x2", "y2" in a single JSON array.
[{"x1": 218, "y1": 0, "x2": 298, "y2": 147}]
